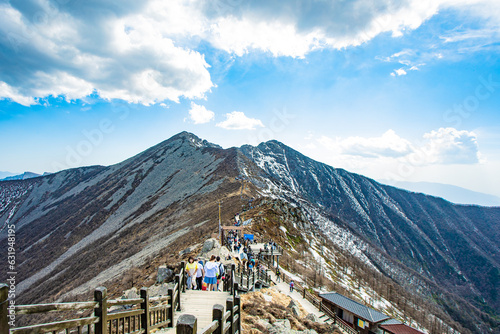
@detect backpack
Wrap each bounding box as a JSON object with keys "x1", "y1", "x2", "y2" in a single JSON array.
[{"x1": 217, "y1": 263, "x2": 224, "y2": 279}]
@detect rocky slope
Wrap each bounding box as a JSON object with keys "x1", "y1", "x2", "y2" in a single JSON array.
[{"x1": 0, "y1": 132, "x2": 243, "y2": 302}]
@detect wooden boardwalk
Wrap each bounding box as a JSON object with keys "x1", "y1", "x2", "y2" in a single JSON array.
[{"x1": 158, "y1": 290, "x2": 231, "y2": 334}]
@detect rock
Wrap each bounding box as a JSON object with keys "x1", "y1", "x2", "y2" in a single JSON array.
[
  {"x1": 123, "y1": 287, "x2": 139, "y2": 299},
  {"x1": 156, "y1": 283, "x2": 170, "y2": 296},
  {"x1": 268, "y1": 319, "x2": 291, "y2": 334},
  {"x1": 302, "y1": 330, "x2": 318, "y2": 334},
  {"x1": 108, "y1": 305, "x2": 125, "y2": 313},
  {"x1": 148, "y1": 283, "x2": 172, "y2": 297},
  {"x1": 291, "y1": 305, "x2": 301, "y2": 317},
  {"x1": 258, "y1": 318, "x2": 271, "y2": 329},
  {"x1": 157, "y1": 265, "x2": 174, "y2": 283},
  {"x1": 305, "y1": 313, "x2": 320, "y2": 323},
  {"x1": 287, "y1": 299, "x2": 299, "y2": 309},
  {"x1": 201, "y1": 239, "x2": 215, "y2": 254},
  {"x1": 179, "y1": 247, "x2": 191, "y2": 256}
]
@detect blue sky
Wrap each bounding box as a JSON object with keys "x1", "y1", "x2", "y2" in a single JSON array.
[{"x1": 1, "y1": 0, "x2": 499, "y2": 199}]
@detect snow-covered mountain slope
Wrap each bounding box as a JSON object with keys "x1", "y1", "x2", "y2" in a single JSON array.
[{"x1": 240, "y1": 139, "x2": 500, "y2": 334}]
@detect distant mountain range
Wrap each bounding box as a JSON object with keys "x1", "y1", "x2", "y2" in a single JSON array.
[
  {"x1": 0, "y1": 171, "x2": 16, "y2": 179},
  {"x1": 0, "y1": 171, "x2": 45, "y2": 181},
  {"x1": 0, "y1": 132, "x2": 498, "y2": 333},
  {"x1": 379, "y1": 179, "x2": 500, "y2": 207}
]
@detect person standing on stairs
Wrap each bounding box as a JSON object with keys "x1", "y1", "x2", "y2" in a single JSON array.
[
  {"x1": 203, "y1": 255, "x2": 219, "y2": 291},
  {"x1": 195, "y1": 259, "x2": 205, "y2": 290},
  {"x1": 216, "y1": 256, "x2": 225, "y2": 291},
  {"x1": 185, "y1": 257, "x2": 198, "y2": 290}
]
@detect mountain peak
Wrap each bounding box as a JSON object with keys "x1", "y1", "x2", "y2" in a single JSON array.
[{"x1": 167, "y1": 131, "x2": 222, "y2": 149}]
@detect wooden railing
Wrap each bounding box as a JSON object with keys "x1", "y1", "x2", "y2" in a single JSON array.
[
  {"x1": 318, "y1": 303, "x2": 358, "y2": 334},
  {"x1": 0, "y1": 262, "x2": 187, "y2": 334},
  {"x1": 175, "y1": 296, "x2": 241, "y2": 334},
  {"x1": 232, "y1": 263, "x2": 271, "y2": 293},
  {"x1": 255, "y1": 245, "x2": 283, "y2": 257}
]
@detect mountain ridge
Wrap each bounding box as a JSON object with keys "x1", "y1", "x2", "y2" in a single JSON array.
[{"x1": 0, "y1": 131, "x2": 498, "y2": 333}]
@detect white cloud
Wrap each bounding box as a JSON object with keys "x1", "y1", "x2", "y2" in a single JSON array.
[
  {"x1": 216, "y1": 111, "x2": 264, "y2": 130},
  {"x1": 411, "y1": 127, "x2": 481, "y2": 164},
  {"x1": 1, "y1": 0, "x2": 499, "y2": 105},
  {"x1": 318, "y1": 130, "x2": 414, "y2": 158},
  {"x1": 188, "y1": 102, "x2": 215, "y2": 124},
  {"x1": 0, "y1": 1, "x2": 213, "y2": 106},
  {"x1": 312, "y1": 128, "x2": 480, "y2": 165},
  {"x1": 392, "y1": 68, "x2": 407, "y2": 76},
  {"x1": 0, "y1": 82, "x2": 35, "y2": 106},
  {"x1": 200, "y1": 0, "x2": 500, "y2": 58}
]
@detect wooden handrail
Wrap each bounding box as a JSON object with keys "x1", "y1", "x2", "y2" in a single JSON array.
[
  {"x1": 1, "y1": 258, "x2": 242, "y2": 334},
  {"x1": 107, "y1": 309, "x2": 144, "y2": 321},
  {"x1": 148, "y1": 295, "x2": 170, "y2": 303},
  {"x1": 200, "y1": 320, "x2": 218, "y2": 334},
  {"x1": 14, "y1": 301, "x2": 98, "y2": 314},
  {"x1": 335, "y1": 315, "x2": 359, "y2": 334},
  {"x1": 108, "y1": 298, "x2": 144, "y2": 306},
  {"x1": 11, "y1": 316, "x2": 99, "y2": 334}
]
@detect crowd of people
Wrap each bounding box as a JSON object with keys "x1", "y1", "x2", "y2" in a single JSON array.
[
  {"x1": 184, "y1": 255, "x2": 226, "y2": 292},
  {"x1": 185, "y1": 231, "x2": 282, "y2": 293},
  {"x1": 225, "y1": 230, "x2": 261, "y2": 273}
]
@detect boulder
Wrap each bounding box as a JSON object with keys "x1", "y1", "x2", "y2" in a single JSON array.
[
  {"x1": 123, "y1": 287, "x2": 139, "y2": 299},
  {"x1": 268, "y1": 319, "x2": 291, "y2": 334},
  {"x1": 305, "y1": 313, "x2": 320, "y2": 323},
  {"x1": 108, "y1": 305, "x2": 125, "y2": 313},
  {"x1": 287, "y1": 299, "x2": 299, "y2": 309},
  {"x1": 258, "y1": 318, "x2": 271, "y2": 330},
  {"x1": 302, "y1": 330, "x2": 318, "y2": 334},
  {"x1": 179, "y1": 247, "x2": 192, "y2": 256},
  {"x1": 148, "y1": 283, "x2": 172, "y2": 297},
  {"x1": 201, "y1": 239, "x2": 215, "y2": 254},
  {"x1": 291, "y1": 305, "x2": 301, "y2": 317},
  {"x1": 157, "y1": 265, "x2": 174, "y2": 283}
]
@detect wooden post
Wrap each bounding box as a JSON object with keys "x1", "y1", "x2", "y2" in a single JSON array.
[
  {"x1": 0, "y1": 284, "x2": 9, "y2": 334},
  {"x1": 319, "y1": 300, "x2": 322, "y2": 311},
  {"x1": 302, "y1": 287, "x2": 306, "y2": 299},
  {"x1": 234, "y1": 295, "x2": 241, "y2": 334},
  {"x1": 94, "y1": 287, "x2": 108, "y2": 334},
  {"x1": 176, "y1": 274, "x2": 182, "y2": 311},
  {"x1": 234, "y1": 283, "x2": 239, "y2": 298},
  {"x1": 231, "y1": 264, "x2": 235, "y2": 295},
  {"x1": 167, "y1": 288, "x2": 174, "y2": 327},
  {"x1": 212, "y1": 304, "x2": 224, "y2": 334},
  {"x1": 226, "y1": 298, "x2": 234, "y2": 334},
  {"x1": 140, "y1": 288, "x2": 150, "y2": 334},
  {"x1": 176, "y1": 314, "x2": 197, "y2": 334},
  {"x1": 180, "y1": 261, "x2": 186, "y2": 293}
]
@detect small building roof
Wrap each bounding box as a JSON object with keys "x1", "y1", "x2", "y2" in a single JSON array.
[
  {"x1": 379, "y1": 324, "x2": 426, "y2": 334},
  {"x1": 319, "y1": 292, "x2": 390, "y2": 323},
  {"x1": 380, "y1": 319, "x2": 403, "y2": 325}
]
